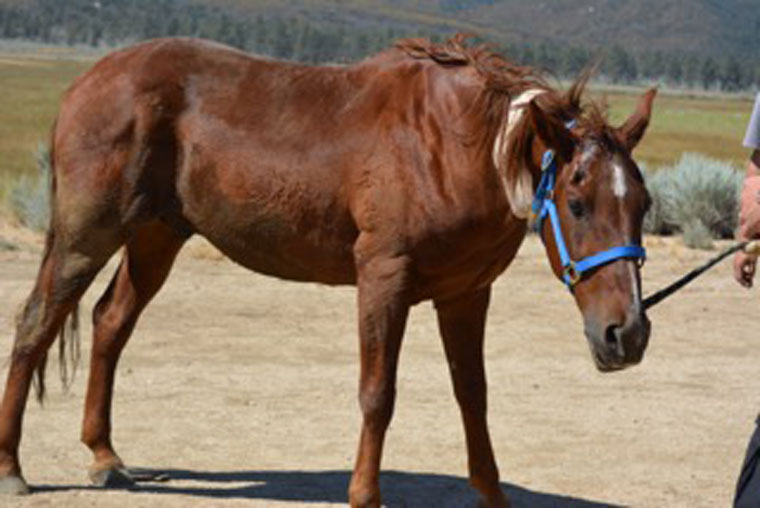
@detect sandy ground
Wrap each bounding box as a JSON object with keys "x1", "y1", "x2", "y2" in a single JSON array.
[{"x1": 0, "y1": 229, "x2": 758, "y2": 508}]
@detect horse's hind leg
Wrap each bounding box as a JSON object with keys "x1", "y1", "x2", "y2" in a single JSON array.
[
  {"x1": 0, "y1": 229, "x2": 121, "y2": 494},
  {"x1": 81, "y1": 220, "x2": 185, "y2": 487}
]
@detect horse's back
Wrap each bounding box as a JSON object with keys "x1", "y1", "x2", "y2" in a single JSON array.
[
  {"x1": 50, "y1": 37, "x2": 521, "y2": 294},
  {"x1": 52, "y1": 38, "x2": 364, "y2": 283}
]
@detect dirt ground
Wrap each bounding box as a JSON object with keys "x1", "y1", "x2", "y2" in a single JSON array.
[{"x1": 1, "y1": 227, "x2": 758, "y2": 507}]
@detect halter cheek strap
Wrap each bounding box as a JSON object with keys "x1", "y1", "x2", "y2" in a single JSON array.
[{"x1": 531, "y1": 149, "x2": 646, "y2": 289}]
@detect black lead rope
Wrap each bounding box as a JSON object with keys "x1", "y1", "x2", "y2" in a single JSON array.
[{"x1": 642, "y1": 241, "x2": 749, "y2": 310}]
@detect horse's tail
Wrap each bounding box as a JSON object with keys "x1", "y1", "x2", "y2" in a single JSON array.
[
  {"x1": 30, "y1": 121, "x2": 83, "y2": 404},
  {"x1": 32, "y1": 305, "x2": 81, "y2": 404}
]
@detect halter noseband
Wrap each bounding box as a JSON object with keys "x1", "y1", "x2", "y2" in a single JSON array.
[{"x1": 531, "y1": 148, "x2": 646, "y2": 289}]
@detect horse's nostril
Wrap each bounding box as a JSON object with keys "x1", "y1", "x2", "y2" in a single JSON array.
[
  {"x1": 604, "y1": 325, "x2": 619, "y2": 346},
  {"x1": 604, "y1": 324, "x2": 626, "y2": 358}
]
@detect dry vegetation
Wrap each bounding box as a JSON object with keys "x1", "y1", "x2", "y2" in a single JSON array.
[
  {"x1": 602, "y1": 90, "x2": 754, "y2": 166},
  {"x1": 0, "y1": 56, "x2": 88, "y2": 210},
  {"x1": 0, "y1": 53, "x2": 753, "y2": 219}
]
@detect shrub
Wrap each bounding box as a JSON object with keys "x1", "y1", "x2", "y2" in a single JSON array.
[
  {"x1": 641, "y1": 165, "x2": 677, "y2": 235},
  {"x1": 642, "y1": 153, "x2": 743, "y2": 248},
  {"x1": 681, "y1": 218, "x2": 714, "y2": 249},
  {"x1": 9, "y1": 144, "x2": 51, "y2": 231}
]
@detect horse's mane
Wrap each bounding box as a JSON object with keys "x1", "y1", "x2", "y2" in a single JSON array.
[
  {"x1": 396, "y1": 35, "x2": 617, "y2": 213},
  {"x1": 396, "y1": 34, "x2": 545, "y2": 97},
  {"x1": 394, "y1": 34, "x2": 609, "y2": 134}
]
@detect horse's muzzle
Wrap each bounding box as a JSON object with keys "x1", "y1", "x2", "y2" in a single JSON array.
[{"x1": 586, "y1": 310, "x2": 650, "y2": 372}]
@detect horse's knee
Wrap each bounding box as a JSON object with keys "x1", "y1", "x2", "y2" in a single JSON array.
[
  {"x1": 359, "y1": 384, "x2": 395, "y2": 429},
  {"x1": 14, "y1": 249, "x2": 102, "y2": 358}
]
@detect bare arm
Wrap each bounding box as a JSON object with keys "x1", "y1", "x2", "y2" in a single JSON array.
[
  {"x1": 748, "y1": 149, "x2": 760, "y2": 177},
  {"x1": 735, "y1": 150, "x2": 760, "y2": 287},
  {"x1": 733, "y1": 95, "x2": 760, "y2": 287}
]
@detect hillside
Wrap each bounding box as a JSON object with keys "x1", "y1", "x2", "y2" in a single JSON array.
[
  {"x1": 205, "y1": 0, "x2": 760, "y2": 60},
  {"x1": 0, "y1": 0, "x2": 756, "y2": 89}
]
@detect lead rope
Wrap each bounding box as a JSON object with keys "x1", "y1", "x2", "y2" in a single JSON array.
[{"x1": 642, "y1": 240, "x2": 760, "y2": 310}]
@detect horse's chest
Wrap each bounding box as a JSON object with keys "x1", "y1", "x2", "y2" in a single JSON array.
[{"x1": 411, "y1": 220, "x2": 526, "y2": 302}]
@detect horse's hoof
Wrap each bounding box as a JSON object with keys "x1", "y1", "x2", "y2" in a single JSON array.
[
  {"x1": 477, "y1": 492, "x2": 511, "y2": 508},
  {"x1": 0, "y1": 474, "x2": 30, "y2": 495},
  {"x1": 89, "y1": 467, "x2": 135, "y2": 489},
  {"x1": 348, "y1": 489, "x2": 381, "y2": 508}
]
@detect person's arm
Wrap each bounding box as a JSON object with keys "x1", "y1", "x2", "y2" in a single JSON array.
[
  {"x1": 735, "y1": 156, "x2": 760, "y2": 287},
  {"x1": 734, "y1": 95, "x2": 760, "y2": 287}
]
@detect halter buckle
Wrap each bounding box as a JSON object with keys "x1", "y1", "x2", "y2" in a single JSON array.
[
  {"x1": 563, "y1": 262, "x2": 581, "y2": 287},
  {"x1": 541, "y1": 150, "x2": 555, "y2": 171}
]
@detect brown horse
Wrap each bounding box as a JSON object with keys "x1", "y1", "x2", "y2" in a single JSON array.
[{"x1": 0, "y1": 36, "x2": 655, "y2": 506}]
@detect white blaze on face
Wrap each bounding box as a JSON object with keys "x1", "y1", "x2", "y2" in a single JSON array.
[
  {"x1": 610, "y1": 156, "x2": 641, "y2": 308},
  {"x1": 612, "y1": 161, "x2": 628, "y2": 199}
]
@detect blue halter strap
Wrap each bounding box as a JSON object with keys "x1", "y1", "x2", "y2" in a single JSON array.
[{"x1": 531, "y1": 149, "x2": 646, "y2": 289}]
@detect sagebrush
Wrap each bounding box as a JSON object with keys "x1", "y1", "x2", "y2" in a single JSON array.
[
  {"x1": 642, "y1": 153, "x2": 743, "y2": 249},
  {"x1": 9, "y1": 143, "x2": 51, "y2": 231}
]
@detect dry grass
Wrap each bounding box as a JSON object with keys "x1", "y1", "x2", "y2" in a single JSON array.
[
  {"x1": 0, "y1": 52, "x2": 754, "y2": 218},
  {"x1": 601, "y1": 90, "x2": 752, "y2": 167},
  {"x1": 0, "y1": 55, "x2": 90, "y2": 210}
]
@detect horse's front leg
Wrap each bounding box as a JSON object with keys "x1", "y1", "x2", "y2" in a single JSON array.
[
  {"x1": 435, "y1": 287, "x2": 509, "y2": 508},
  {"x1": 348, "y1": 250, "x2": 411, "y2": 508}
]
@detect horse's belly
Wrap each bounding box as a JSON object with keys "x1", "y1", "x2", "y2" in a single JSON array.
[
  {"x1": 182, "y1": 192, "x2": 358, "y2": 285},
  {"x1": 203, "y1": 224, "x2": 358, "y2": 285},
  {"x1": 175, "y1": 140, "x2": 359, "y2": 284}
]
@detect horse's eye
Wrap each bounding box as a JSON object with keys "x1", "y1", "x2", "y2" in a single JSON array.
[{"x1": 568, "y1": 199, "x2": 584, "y2": 219}]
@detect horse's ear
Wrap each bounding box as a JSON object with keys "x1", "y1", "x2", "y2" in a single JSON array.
[
  {"x1": 617, "y1": 87, "x2": 657, "y2": 151},
  {"x1": 527, "y1": 100, "x2": 574, "y2": 158}
]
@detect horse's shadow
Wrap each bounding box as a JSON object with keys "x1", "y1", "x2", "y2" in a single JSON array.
[{"x1": 36, "y1": 468, "x2": 619, "y2": 507}]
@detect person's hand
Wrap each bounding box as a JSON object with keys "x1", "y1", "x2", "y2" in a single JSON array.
[
  {"x1": 734, "y1": 175, "x2": 760, "y2": 287},
  {"x1": 735, "y1": 251, "x2": 757, "y2": 288}
]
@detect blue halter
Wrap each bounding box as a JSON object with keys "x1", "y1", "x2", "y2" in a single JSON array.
[{"x1": 531, "y1": 149, "x2": 646, "y2": 289}]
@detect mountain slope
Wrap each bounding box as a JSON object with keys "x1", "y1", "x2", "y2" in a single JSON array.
[{"x1": 206, "y1": 0, "x2": 760, "y2": 59}]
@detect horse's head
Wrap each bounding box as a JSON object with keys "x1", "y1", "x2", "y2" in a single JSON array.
[{"x1": 500, "y1": 85, "x2": 656, "y2": 372}]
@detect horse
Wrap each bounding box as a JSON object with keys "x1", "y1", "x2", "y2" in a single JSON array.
[{"x1": 0, "y1": 35, "x2": 656, "y2": 507}]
